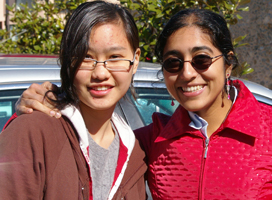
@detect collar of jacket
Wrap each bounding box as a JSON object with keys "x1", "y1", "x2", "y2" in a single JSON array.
[
  {"x1": 154, "y1": 80, "x2": 261, "y2": 143},
  {"x1": 61, "y1": 106, "x2": 135, "y2": 200}
]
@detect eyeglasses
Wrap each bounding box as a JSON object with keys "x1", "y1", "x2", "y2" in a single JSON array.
[
  {"x1": 162, "y1": 54, "x2": 223, "y2": 73},
  {"x1": 79, "y1": 53, "x2": 136, "y2": 72}
]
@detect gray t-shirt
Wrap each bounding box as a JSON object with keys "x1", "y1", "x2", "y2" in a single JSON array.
[{"x1": 88, "y1": 125, "x2": 120, "y2": 200}]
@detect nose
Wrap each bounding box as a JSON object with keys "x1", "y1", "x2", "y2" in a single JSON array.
[
  {"x1": 179, "y1": 61, "x2": 198, "y2": 81},
  {"x1": 91, "y1": 62, "x2": 111, "y2": 80}
]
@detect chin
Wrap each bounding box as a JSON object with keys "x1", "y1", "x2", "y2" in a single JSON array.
[{"x1": 181, "y1": 102, "x2": 206, "y2": 113}]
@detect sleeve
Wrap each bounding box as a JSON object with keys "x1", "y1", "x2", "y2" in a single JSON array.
[
  {"x1": 134, "y1": 112, "x2": 171, "y2": 163},
  {"x1": 134, "y1": 123, "x2": 154, "y2": 159},
  {"x1": 2, "y1": 112, "x2": 18, "y2": 131},
  {"x1": 0, "y1": 113, "x2": 46, "y2": 199}
]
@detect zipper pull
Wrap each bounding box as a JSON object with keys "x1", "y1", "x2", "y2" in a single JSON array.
[{"x1": 204, "y1": 137, "x2": 209, "y2": 159}]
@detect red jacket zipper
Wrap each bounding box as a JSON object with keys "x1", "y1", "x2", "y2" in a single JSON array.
[{"x1": 199, "y1": 137, "x2": 209, "y2": 200}]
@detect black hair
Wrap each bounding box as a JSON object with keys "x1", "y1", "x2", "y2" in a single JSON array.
[
  {"x1": 155, "y1": 9, "x2": 238, "y2": 69},
  {"x1": 49, "y1": 1, "x2": 139, "y2": 109}
]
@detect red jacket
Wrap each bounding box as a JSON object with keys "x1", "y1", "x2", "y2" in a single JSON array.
[{"x1": 135, "y1": 80, "x2": 272, "y2": 200}]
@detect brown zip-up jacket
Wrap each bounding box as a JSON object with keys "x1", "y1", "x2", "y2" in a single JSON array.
[{"x1": 0, "y1": 111, "x2": 147, "y2": 200}]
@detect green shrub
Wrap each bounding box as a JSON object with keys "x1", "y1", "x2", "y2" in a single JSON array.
[
  {"x1": 0, "y1": 0, "x2": 253, "y2": 76},
  {"x1": 120, "y1": 0, "x2": 253, "y2": 76},
  {"x1": 0, "y1": 0, "x2": 85, "y2": 55}
]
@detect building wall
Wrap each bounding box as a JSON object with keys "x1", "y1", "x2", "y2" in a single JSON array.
[
  {"x1": 0, "y1": 0, "x2": 16, "y2": 29},
  {"x1": 0, "y1": 0, "x2": 5, "y2": 29},
  {"x1": 230, "y1": 0, "x2": 272, "y2": 89}
]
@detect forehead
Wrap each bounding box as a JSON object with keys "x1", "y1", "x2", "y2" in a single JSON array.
[
  {"x1": 171, "y1": 26, "x2": 212, "y2": 45},
  {"x1": 91, "y1": 21, "x2": 125, "y2": 37},
  {"x1": 88, "y1": 22, "x2": 132, "y2": 51},
  {"x1": 163, "y1": 26, "x2": 218, "y2": 54}
]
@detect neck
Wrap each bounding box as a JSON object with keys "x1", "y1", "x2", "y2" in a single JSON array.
[
  {"x1": 79, "y1": 102, "x2": 116, "y2": 149},
  {"x1": 196, "y1": 92, "x2": 233, "y2": 138}
]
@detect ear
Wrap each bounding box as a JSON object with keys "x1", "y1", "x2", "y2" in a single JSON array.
[
  {"x1": 132, "y1": 48, "x2": 141, "y2": 74},
  {"x1": 225, "y1": 51, "x2": 233, "y2": 78}
]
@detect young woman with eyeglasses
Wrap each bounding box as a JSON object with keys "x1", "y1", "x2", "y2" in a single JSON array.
[
  {"x1": 3, "y1": 8, "x2": 272, "y2": 200},
  {"x1": 0, "y1": 1, "x2": 147, "y2": 200}
]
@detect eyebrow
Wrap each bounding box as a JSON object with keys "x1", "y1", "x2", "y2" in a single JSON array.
[
  {"x1": 163, "y1": 50, "x2": 182, "y2": 59},
  {"x1": 163, "y1": 46, "x2": 214, "y2": 59},
  {"x1": 191, "y1": 46, "x2": 213, "y2": 54}
]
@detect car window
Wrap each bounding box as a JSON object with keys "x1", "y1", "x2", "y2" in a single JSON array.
[
  {"x1": 128, "y1": 88, "x2": 178, "y2": 125},
  {"x1": 0, "y1": 90, "x2": 23, "y2": 131}
]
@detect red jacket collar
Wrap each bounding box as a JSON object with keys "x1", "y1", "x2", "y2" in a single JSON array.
[
  {"x1": 154, "y1": 106, "x2": 200, "y2": 143},
  {"x1": 224, "y1": 80, "x2": 261, "y2": 138},
  {"x1": 154, "y1": 80, "x2": 261, "y2": 143}
]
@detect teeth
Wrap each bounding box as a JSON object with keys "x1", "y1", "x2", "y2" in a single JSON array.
[
  {"x1": 93, "y1": 86, "x2": 109, "y2": 91},
  {"x1": 182, "y1": 85, "x2": 203, "y2": 92}
]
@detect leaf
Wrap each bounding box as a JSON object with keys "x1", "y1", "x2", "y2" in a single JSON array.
[
  {"x1": 239, "y1": 6, "x2": 249, "y2": 11},
  {"x1": 148, "y1": 4, "x2": 157, "y2": 12},
  {"x1": 236, "y1": 14, "x2": 243, "y2": 20},
  {"x1": 235, "y1": 43, "x2": 249, "y2": 48},
  {"x1": 224, "y1": 2, "x2": 235, "y2": 10},
  {"x1": 34, "y1": 45, "x2": 41, "y2": 50},
  {"x1": 6, "y1": 4, "x2": 14, "y2": 11},
  {"x1": 152, "y1": 56, "x2": 157, "y2": 63},
  {"x1": 240, "y1": 0, "x2": 251, "y2": 6},
  {"x1": 233, "y1": 35, "x2": 247, "y2": 44},
  {"x1": 241, "y1": 68, "x2": 254, "y2": 76},
  {"x1": 240, "y1": 61, "x2": 250, "y2": 68},
  {"x1": 156, "y1": 13, "x2": 164, "y2": 18},
  {"x1": 143, "y1": 45, "x2": 150, "y2": 51}
]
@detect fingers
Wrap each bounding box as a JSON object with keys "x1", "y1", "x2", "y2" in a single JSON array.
[
  {"x1": 15, "y1": 96, "x2": 34, "y2": 115},
  {"x1": 41, "y1": 81, "x2": 59, "y2": 101},
  {"x1": 15, "y1": 82, "x2": 62, "y2": 118}
]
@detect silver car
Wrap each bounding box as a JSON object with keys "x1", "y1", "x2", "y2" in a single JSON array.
[
  {"x1": 1, "y1": 55, "x2": 272, "y2": 131},
  {"x1": 1, "y1": 55, "x2": 272, "y2": 200}
]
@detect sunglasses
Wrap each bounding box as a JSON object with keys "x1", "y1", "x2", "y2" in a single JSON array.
[{"x1": 162, "y1": 54, "x2": 223, "y2": 73}]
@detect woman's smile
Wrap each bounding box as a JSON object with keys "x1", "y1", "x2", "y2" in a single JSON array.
[
  {"x1": 88, "y1": 85, "x2": 113, "y2": 97},
  {"x1": 181, "y1": 85, "x2": 204, "y2": 92},
  {"x1": 179, "y1": 84, "x2": 206, "y2": 97}
]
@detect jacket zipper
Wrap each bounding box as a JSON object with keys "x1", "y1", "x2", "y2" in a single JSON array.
[
  {"x1": 199, "y1": 137, "x2": 209, "y2": 200},
  {"x1": 204, "y1": 137, "x2": 209, "y2": 159}
]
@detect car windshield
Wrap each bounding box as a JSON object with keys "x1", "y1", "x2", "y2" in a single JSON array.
[
  {"x1": 0, "y1": 90, "x2": 23, "y2": 130},
  {"x1": 127, "y1": 88, "x2": 178, "y2": 125},
  {"x1": 0, "y1": 87, "x2": 177, "y2": 131}
]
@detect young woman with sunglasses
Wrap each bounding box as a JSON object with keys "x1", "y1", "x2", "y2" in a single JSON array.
[
  {"x1": 0, "y1": 1, "x2": 147, "y2": 200},
  {"x1": 4, "y1": 8, "x2": 272, "y2": 200},
  {"x1": 135, "y1": 9, "x2": 272, "y2": 199}
]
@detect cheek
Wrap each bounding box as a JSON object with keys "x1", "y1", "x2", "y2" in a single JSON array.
[
  {"x1": 164, "y1": 72, "x2": 177, "y2": 85},
  {"x1": 163, "y1": 72, "x2": 178, "y2": 95},
  {"x1": 74, "y1": 72, "x2": 88, "y2": 90},
  {"x1": 119, "y1": 73, "x2": 133, "y2": 88},
  {"x1": 202, "y1": 66, "x2": 226, "y2": 94}
]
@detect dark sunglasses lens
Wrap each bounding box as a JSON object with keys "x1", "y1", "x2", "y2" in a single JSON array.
[
  {"x1": 192, "y1": 55, "x2": 212, "y2": 70},
  {"x1": 163, "y1": 58, "x2": 181, "y2": 73}
]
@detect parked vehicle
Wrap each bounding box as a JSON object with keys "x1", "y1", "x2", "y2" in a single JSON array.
[
  {"x1": 1, "y1": 55, "x2": 272, "y2": 131},
  {"x1": 1, "y1": 55, "x2": 272, "y2": 200}
]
